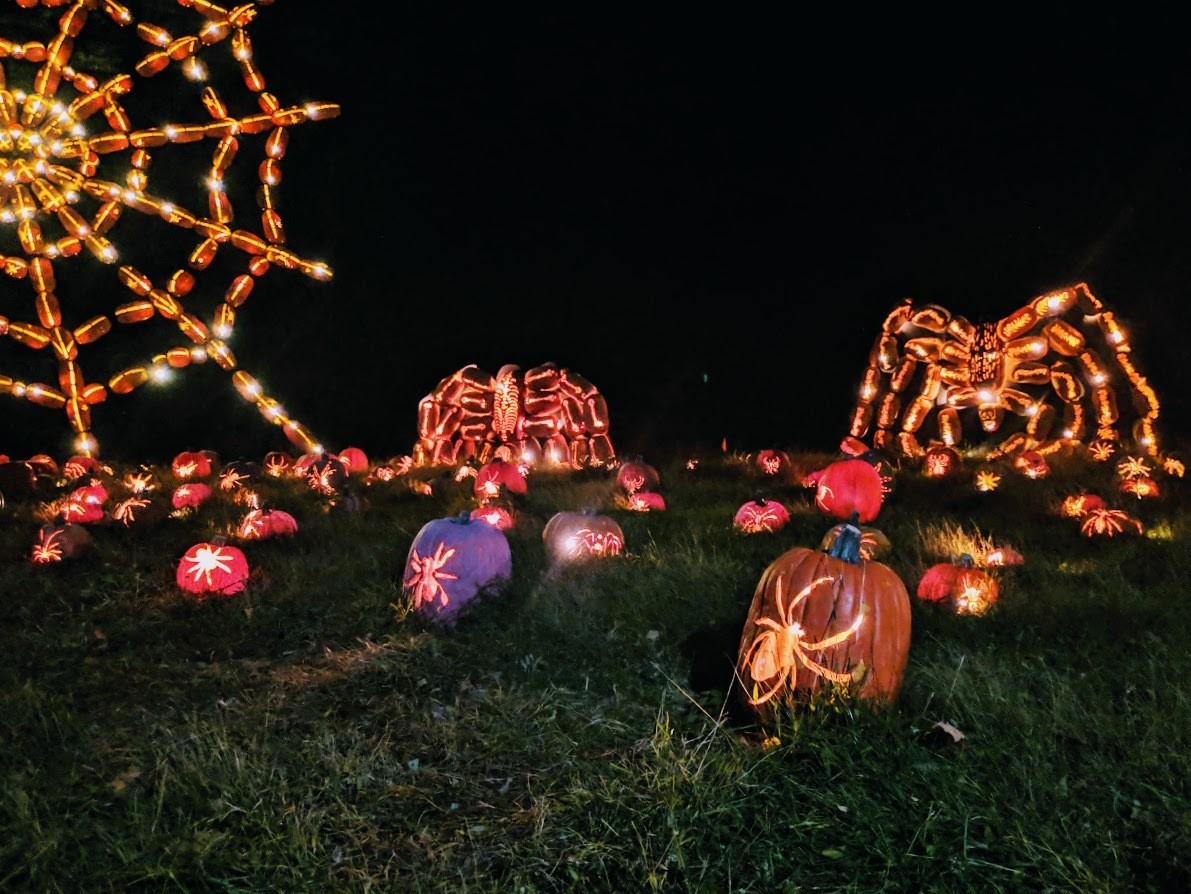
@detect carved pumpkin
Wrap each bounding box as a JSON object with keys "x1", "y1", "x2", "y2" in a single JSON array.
[
  {"x1": 755, "y1": 449, "x2": 791, "y2": 478},
  {"x1": 1081, "y1": 508, "x2": 1144, "y2": 537},
  {"x1": 172, "y1": 483, "x2": 212, "y2": 510},
  {"x1": 1120, "y1": 477, "x2": 1160, "y2": 500},
  {"x1": 917, "y1": 554, "x2": 998, "y2": 615},
  {"x1": 474, "y1": 459, "x2": 528, "y2": 499},
  {"x1": 219, "y1": 461, "x2": 260, "y2": 491},
  {"x1": 112, "y1": 496, "x2": 169, "y2": 528},
  {"x1": 263, "y1": 451, "x2": 293, "y2": 477},
  {"x1": 473, "y1": 505, "x2": 515, "y2": 531},
  {"x1": 616, "y1": 460, "x2": 660, "y2": 495},
  {"x1": 63, "y1": 455, "x2": 101, "y2": 480},
  {"x1": 974, "y1": 468, "x2": 1002, "y2": 492},
  {"x1": 838, "y1": 436, "x2": 870, "y2": 457},
  {"x1": 625, "y1": 491, "x2": 666, "y2": 512},
  {"x1": 403, "y1": 511, "x2": 512, "y2": 624},
  {"x1": 813, "y1": 458, "x2": 884, "y2": 523},
  {"x1": 922, "y1": 444, "x2": 961, "y2": 478},
  {"x1": 733, "y1": 498, "x2": 790, "y2": 534},
  {"x1": 1060, "y1": 493, "x2": 1106, "y2": 518},
  {"x1": 819, "y1": 513, "x2": 890, "y2": 559},
  {"x1": 305, "y1": 455, "x2": 348, "y2": 495},
  {"x1": 176, "y1": 541, "x2": 250, "y2": 596},
  {"x1": 336, "y1": 446, "x2": 370, "y2": 474},
  {"x1": 1013, "y1": 450, "x2": 1050, "y2": 479},
  {"x1": 856, "y1": 449, "x2": 897, "y2": 496},
  {"x1": 1087, "y1": 439, "x2": 1118, "y2": 462},
  {"x1": 543, "y1": 509, "x2": 625, "y2": 565},
  {"x1": 60, "y1": 484, "x2": 107, "y2": 524},
  {"x1": 171, "y1": 451, "x2": 212, "y2": 480},
  {"x1": 984, "y1": 545, "x2": 1023, "y2": 567},
  {"x1": 25, "y1": 454, "x2": 59, "y2": 477},
  {"x1": 31, "y1": 523, "x2": 91, "y2": 564},
  {"x1": 736, "y1": 522, "x2": 911, "y2": 715},
  {"x1": 239, "y1": 508, "x2": 299, "y2": 540}
]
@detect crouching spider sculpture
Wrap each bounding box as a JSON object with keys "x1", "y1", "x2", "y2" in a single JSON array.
[
  {"x1": 413, "y1": 362, "x2": 615, "y2": 468},
  {"x1": 847, "y1": 283, "x2": 1161, "y2": 459}
]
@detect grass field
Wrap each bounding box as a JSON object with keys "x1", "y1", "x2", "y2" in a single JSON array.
[{"x1": 1, "y1": 446, "x2": 1188, "y2": 893}]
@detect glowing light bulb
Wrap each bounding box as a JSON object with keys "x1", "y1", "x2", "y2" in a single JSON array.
[
  {"x1": 150, "y1": 364, "x2": 172, "y2": 384},
  {"x1": 978, "y1": 390, "x2": 995, "y2": 404}
]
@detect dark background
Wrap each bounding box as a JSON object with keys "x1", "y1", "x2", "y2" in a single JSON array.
[{"x1": 2, "y1": 5, "x2": 1190, "y2": 462}]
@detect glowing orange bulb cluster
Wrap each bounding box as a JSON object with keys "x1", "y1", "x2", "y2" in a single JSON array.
[{"x1": 1, "y1": 2, "x2": 338, "y2": 456}]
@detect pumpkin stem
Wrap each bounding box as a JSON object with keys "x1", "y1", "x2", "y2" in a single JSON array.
[
  {"x1": 458, "y1": 510, "x2": 472, "y2": 524},
  {"x1": 958, "y1": 552, "x2": 974, "y2": 568}
]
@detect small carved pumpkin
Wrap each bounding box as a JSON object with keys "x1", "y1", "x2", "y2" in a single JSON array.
[
  {"x1": 755, "y1": 449, "x2": 791, "y2": 478},
  {"x1": 1120, "y1": 477, "x2": 1160, "y2": 500},
  {"x1": 403, "y1": 511, "x2": 512, "y2": 624},
  {"x1": 176, "y1": 541, "x2": 250, "y2": 596},
  {"x1": 922, "y1": 444, "x2": 962, "y2": 478},
  {"x1": 63, "y1": 455, "x2": 101, "y2": 480},
  {"x1": 615, "y1": 460, "x2": 659, "y2": 495},
  {"x1": 172, "y1": 482, "x2": 212, "y2": 510},
  {"x1": 112, "y1": 496, "x2": 169, "y2": 528},
  {"x1": 819, "y1": 513, "x2": 890, "y2": 559},
  {"x1": 473, "y1": 505, "x2": 515, "y2": 531},
  {"x1": 263, "y1": 451, "x2": 293, "y2": 477},
  {"x1": 60, "y1": 484, "x2": 107, "y2": 524},
  {"x1": 1060, "y1": 493, "x2": 1106, "y2": 518},
  {"x1": 171, "y1": 451, "x2": 212, "y2": 480},
  {"x1": 239, "y1": 508, "x2": 299, "y2": 540},
  {"x1": 1081, "y1": 508, "x2": 1144, "y2": 537},
  {"x1": 917, "y1": 554, "x2": 998, "y2": 615},
  {"x1": 1087, "y1": 439, "x2": 1118, "y2": 462},
  {"x1": 219, "y1": 460, "x2": 260, "y2": 491},
  {"x1": 625, "y1": 491, "x2": 666, "y2": 512},
  {"x1": 336, "y1": 446, "x2": 370, "y2": 474},
  {"x1": 733, "y1": 498, "x2": 790, "y2": 534},
  {"x1": 1013, "y1": 450, "x2": 1050, "y2": 479},
  {"x1": 305, "y1": 455, "x2": 348, "y2": 495},
  {"x1": 813, "y1": 458, "x2": 884, "y2": 523},
  {"x1": 736, "y1": 522, "x2": 911, "y2": 716},
  {"x1": 474, "y1": 459, "x2": 527, "y2": 498},
  {"x1": 31, "y1": 523, "x2": 91, "y2": 564},
  {"x1": 25, "y1": 454, "x2": 59, "y2": 476},
  {"x1": 543, "y1": 509, "x2": 625, "y2": 565},
  {"x1": 974, "y1": 468, "x2": 1002, "y2": 492}
]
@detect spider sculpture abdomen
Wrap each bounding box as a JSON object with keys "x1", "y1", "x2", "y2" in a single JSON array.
[{"x1": 847, "y1": 284, "x2": 1161, "y2": 458}]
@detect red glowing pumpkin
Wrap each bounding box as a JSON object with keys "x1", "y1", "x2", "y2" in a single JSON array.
[
  {"x1": 1013, "y1": 450, "x2": 1050, "y2": 479},
  {"x1": 238, "y1": 508, "x2": 299, "y2": 540},
  {"x1": 474, "y1": 459, "x2": 528, "y2": 498},
  {"x1": 171, "y1": 451, "x2": 212, "y2": 480},
  {"x1": 62, "y1": 455, "x2": 101, "y2": 480},
  {"x1": 1060, "y1": 493, "x2": 1106, "y2": 518},
  {"x1": 543, "y1": 509, "x2": 625, "y2": 566},
  {"x1": 403, "y1": 511, "x2": 512, "y2": 624},
  {"x1": 736, "y1": 522, "x2": 911, "y2": 716},
  {"x1": 336, "y1": 446, "x2": 370, "y2": 474},
  {"x1": 615, "y1": 460, "x2": 659, "y2": 495},
  {"x1": 1120, "y1": 477, "x2": 1160, "y2": 500},
  {"x1": 813, "y1": 458, "x2": 884, "y2": 523},
  {"x1": 625, "y1": 491, "x2": 666, "y2": 512},
  {"x1": 60, "y1": 485, "x2": 107, "y2": 524},
  {"x1": 733, "y1": 498, "x2": 790, "y2": 534},
  {"x1": 176, "y1": 542, "x2": 250, "y2": 596},
  {"x1": 472, "y1": 505, "x2": 515, "y2": 531},
  {"x1": 172, "y1": 482, "x2": 212, "y2": 510},
  {"x1": 917, "y1": 554, "x2": 998, "y2": 615}
]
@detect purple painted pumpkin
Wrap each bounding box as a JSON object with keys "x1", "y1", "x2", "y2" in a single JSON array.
[{"x1": 403, "y1": 511, "x2": 512, "y2": 624}]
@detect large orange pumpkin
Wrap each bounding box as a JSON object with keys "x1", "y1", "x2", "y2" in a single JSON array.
[{"x1": 736, "y1": 523, "x2": 911, "y2": 716}]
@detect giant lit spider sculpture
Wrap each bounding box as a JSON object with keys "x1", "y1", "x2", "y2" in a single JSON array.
[{"x1": 847, "y1": 284, "x2": 1161, "y2": 459}]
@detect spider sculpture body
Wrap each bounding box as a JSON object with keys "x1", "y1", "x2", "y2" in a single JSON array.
[{"x1": 847, "y1": 284, "x2": 1161, "y2": 459}]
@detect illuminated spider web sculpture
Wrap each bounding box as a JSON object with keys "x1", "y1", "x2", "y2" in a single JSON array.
[
  {"x1": 0, "y1": 0, "x2": 338, "y2": 457},
  {"x1": 847, "y1": 283, "x2": 1162, "y2": 459}
]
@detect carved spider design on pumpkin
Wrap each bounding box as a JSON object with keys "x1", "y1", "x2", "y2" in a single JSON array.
[
  {"x1": 113, "y1": 496, "x2": 150, "y2": 526},
  {"x1": 848, "y1": 284, "x2": 1161, "y2": 459},
  {"x1": 404, "y1": 543, "x2": 459, "y2": 611},
  {"x1": 1080, "y1": 508, "x2": 1143, "y2": 537},
  {"x1": 31, "y1": 528, "x2": 65, "y2": 564},
  {"x1": 570, "y1": 529, "x2": 623, "y2": 558},
  {"x1": 179, "y1": 545, "x2": 238, "y2": 588},
  {"x1": 740, "y1": 575, "x2": 866, "y2": 706}
]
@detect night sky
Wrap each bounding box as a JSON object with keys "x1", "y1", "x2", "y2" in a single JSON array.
[{"x1": 3, "y1": 6, "x2": 1191, "y2": 461}]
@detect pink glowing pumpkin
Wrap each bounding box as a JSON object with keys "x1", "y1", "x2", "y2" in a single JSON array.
[
  {"x1": 813, "y1": 458, "x2": 884, "y2": 523},
  {"x1": 176, "y1": 542, "x2": 250, "y2": 596},
  {"x1": 615, "y1": 460, "x2": 659, "y2": 495},
  {"x1": 733, "y1": 498, "x2": 790, "y2": 534},
  {"x1": 474, "y1": 459, "x2": 527, "y2": 498}
]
